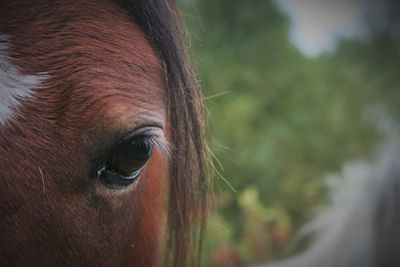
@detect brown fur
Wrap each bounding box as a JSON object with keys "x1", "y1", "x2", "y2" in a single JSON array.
[{"x1": 0, "y1": 0, "x2": 208, "y2": 266}]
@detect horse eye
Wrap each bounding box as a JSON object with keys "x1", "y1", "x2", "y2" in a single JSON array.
[{"x1": 98, "y1": 136, "x2": 153, "y2": 188}]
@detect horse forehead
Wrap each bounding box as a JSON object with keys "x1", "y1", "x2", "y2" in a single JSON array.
[
  {"x1": 42, "y1": 0, "x2": 164, "y2": 91},
  {"x1": 1, "y1": 0, "x2": 166, "y2": 126},
  {"x1": 61, "y1": 16, "x2": 166, "y2": 124}
]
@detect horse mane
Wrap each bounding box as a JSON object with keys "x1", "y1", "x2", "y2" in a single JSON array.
[{"x1": 123, "y1": 1, "x2": 208, "y2": 266}]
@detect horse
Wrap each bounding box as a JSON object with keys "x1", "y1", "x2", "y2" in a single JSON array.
[
  {"x1": 256, "y1": 138, "x2": 400, "y2": 267},
  {"x1": 0, "y1": 0, "x2": 208, "y2": 266}
]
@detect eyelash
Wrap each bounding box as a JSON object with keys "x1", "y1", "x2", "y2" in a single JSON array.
[{"x1": 136, "y1": 135, "x2": 170, "y2": 156}]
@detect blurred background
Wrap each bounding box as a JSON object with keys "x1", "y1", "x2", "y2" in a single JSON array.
[{"x1": 180, "y1": 0, "x2": 400, "y2": 266}]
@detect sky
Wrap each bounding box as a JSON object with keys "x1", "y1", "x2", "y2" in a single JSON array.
[{"x1": 274, "y1": 0, "x2": 371, "y2": 57}]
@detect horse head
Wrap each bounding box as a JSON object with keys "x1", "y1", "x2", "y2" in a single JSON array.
[{"x1": 0, "y1": 1, "x2": 208, "y2": 266}]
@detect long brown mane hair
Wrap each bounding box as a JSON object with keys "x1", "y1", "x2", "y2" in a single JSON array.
[{"x1": 125, "y1": 1, "x2": 209, "y2": 266}]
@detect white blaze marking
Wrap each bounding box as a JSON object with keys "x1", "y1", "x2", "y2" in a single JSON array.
[{"x1": 0, "y1": 35, "x2": 45, "y2": 125}]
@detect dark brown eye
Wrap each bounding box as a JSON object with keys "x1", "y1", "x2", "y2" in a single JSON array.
[
  {"x1": 110, "y1": 137, "x2": 152, "y2": 176},
  {"x1": 99, "y1": 136, "x2": 153, "y2": 188}
]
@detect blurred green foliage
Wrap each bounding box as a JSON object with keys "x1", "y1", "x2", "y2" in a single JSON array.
[{"x1": 182, "y1": 1, "x2": 400, "y2": 266}]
